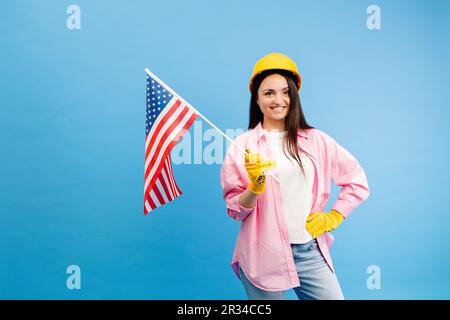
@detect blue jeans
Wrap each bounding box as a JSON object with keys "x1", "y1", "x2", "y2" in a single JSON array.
[{"x1": 239, "y1": 239, "x2": 344, "y2": 300}]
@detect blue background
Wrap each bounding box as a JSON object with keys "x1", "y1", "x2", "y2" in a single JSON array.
[{"x1": 1, "y1": 0, "x2": 449, "y2": 299}]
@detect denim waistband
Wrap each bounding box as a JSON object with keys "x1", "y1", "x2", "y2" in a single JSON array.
[{"x1": 290, "y1": 238, "x2": 318, "y2": 252}]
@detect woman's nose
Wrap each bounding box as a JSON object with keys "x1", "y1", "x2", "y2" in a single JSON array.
[{"x1": 274, "y1": 93, "x2": 284, "y2": 105}]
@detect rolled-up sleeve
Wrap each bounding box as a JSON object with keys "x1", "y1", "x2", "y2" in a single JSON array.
[
  {"x1": 220, "y1": 143, "x2": 255, "y2": 221},
  {"x1": 328, "y1": 136, "x2": 370, "y2": 218}
]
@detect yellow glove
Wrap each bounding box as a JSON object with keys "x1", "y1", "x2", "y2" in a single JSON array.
[
  {"x1": 244, "y1": 149, "x2": 276, "y2": 194},
  {"x1": 305, "y1": 209, "x2": 345, "y2": 238}
]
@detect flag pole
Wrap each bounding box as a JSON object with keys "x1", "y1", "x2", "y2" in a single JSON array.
[
  {"x1": 144, "y1": 68, "x2": 280, "y2": 183},
  {"x1": 145, "y1": 68, "x2": 237, "y2": 148}
]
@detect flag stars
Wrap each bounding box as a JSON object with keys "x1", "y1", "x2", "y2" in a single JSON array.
[{"x1": 145, "y1": 77, "x2": 174, "y2": 129}]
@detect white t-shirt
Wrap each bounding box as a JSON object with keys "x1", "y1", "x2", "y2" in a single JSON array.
[{"x1": 265, "y1": 130, "x2": 314, "y2": 244}]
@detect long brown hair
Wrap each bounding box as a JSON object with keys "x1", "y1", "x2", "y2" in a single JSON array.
[{"x1": 248, "y1": 69, "x2": 314, "y2": 169}]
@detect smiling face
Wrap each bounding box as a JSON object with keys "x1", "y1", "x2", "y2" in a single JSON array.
[{"x1": 256, "y1": 73, "x2": 290, "y2": 130}]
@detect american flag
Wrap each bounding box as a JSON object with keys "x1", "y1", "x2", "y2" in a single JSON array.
[{"x1": 144, "y1": 73, "x2": 199, "y2": 214}]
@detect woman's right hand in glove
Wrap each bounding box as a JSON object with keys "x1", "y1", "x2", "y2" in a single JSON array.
[{"x1": 244, "y1": 149, "x2": 277, "y2": 194}]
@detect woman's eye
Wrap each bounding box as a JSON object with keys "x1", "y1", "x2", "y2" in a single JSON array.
[{"x1": 265, "y1": 92, "x2": 273, "y2": 96}]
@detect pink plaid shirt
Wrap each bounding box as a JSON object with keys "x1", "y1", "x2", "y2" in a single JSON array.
[{"x1": 220, "y1": 122, "x2": 370, "y2": 291}]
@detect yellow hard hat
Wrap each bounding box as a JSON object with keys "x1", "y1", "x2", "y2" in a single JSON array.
[{"x1": 249, "y1": 53, "x2": 301, "y2": 92}]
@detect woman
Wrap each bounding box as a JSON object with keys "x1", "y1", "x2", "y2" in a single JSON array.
[{"x1": 220, "y1": 53, "x2": 370, "y2": 300}]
